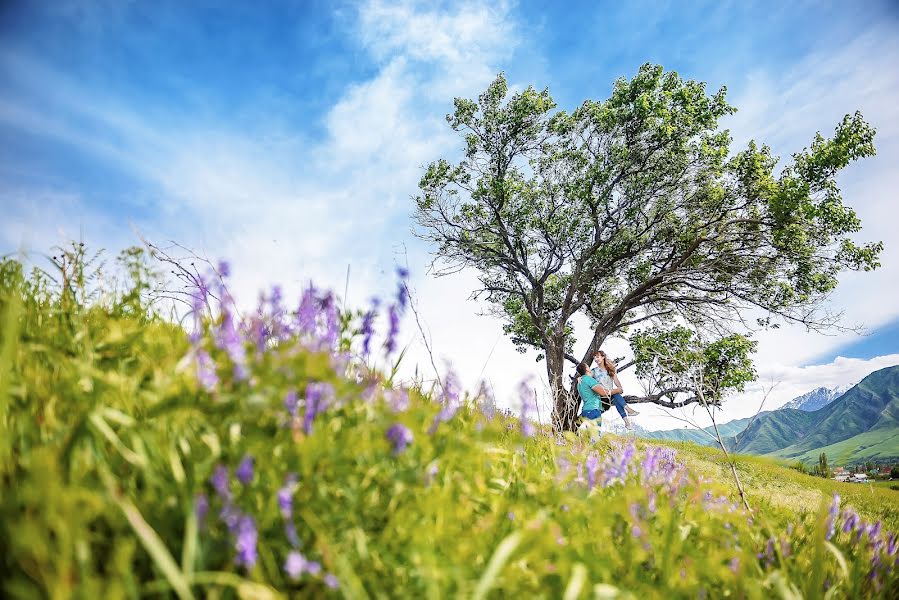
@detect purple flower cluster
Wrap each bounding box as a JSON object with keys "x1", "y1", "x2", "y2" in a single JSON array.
[
  {"x1": 516, "y1": 378, "x2": 536, "y2": 437},
  {"x1": 429, "y1": 366, "x2": 462, "y2": 434},
  {"x1": 209, "y1": 461, "x2": 258, "y2": 569},
  {"x1": 385, "y1": 267, "x2": 409, "y2": 355},
  {"x1": 278, "y1": 473, "x2": 301, "y2": 548},
  {"x1": 236, "y1": 455, "x2": 254, "y2": 485},
  {"x1": 284, "y1": 389, "x2": 299, "y2": 417},
  {"x1": 831, "y1": 505, "x2": 897, "y2": 586},
  {"x1": 386, "y1": 423, "x2": 414, "y2": 455},
  {"x1": 569, "y1": 442, "x2": 687, "y2": 494},
  {"x1": 360, "y1": 299, "x2": 379, "y2": 357},
  {"x1": 195, "y1": 349, "x2": 219, "y2": 392},
  {"x1": 303, "y1": 381, "x2": 335, "y2": 434}
]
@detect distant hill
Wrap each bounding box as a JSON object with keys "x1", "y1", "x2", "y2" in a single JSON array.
[
  {"x1": 732, "y1": 365, "x2": 899, "y2": 464},
  {"x1": 638, "y1": 416, "x2": 757, "y2": 447},
  {"x1": 782, "y1": 384, "x2": 853, "y2": 411},
  {"x1": 639, "y1": 366, "x2": 899, "y2": 465}
]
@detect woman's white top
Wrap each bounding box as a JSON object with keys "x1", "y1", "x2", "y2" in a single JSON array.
[{"x1": 591, "y1": 367, "x2": 615, "y2": 395}]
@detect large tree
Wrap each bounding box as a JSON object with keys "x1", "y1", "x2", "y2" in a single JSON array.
[{"x1": 414, "y1": 64, "x2": 881, "y2": 429}]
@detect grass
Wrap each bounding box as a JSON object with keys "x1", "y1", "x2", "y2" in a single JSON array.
[
  {"x1": 657, "y1": 441, "x2": 899, "y2": 532},
  {"x1": 2, "y1": 248, "x2": 898, "y2": 598}
]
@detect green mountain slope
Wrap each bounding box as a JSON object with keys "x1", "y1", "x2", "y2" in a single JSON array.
[
  {"x1": 733, "y1": 365, "x2": 899, "y2": 463},
  {"x1": 640, "y1": 416, "x2": 756, "y2": 447}
]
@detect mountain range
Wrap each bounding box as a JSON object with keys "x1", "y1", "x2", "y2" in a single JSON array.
[
  {"x1": 781, "y1": 384, "x2": 855, "y2": 411},
  {"x1": 639, "y1": 365, "x2": 899, "y2": 465}
]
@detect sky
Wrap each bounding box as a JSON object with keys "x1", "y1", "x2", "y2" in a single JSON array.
[{"x1": 2, "y1": 0, "x2": 899, "y2": 430}]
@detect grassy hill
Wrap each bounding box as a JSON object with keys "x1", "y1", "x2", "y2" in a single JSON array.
[
  {"x1": 2, "y1": 250, "x2": 898, "y2": 598},
  {"x1": 662, "y1": 441, "x2": 899, "y2": 530}
]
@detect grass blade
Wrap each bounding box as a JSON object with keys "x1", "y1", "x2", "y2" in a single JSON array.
[{"x1": 472, "y1": 531, "x2": 522, "y2": 600}]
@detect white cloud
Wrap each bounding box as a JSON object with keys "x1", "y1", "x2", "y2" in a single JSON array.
[
  {"x1": 722, "y1": 24, "x2": 899, "y2": 366},
  {"x1": 0, "y1": 0, "x2": 537, "y2": 406}
]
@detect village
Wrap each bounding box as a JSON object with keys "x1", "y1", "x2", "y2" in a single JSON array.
[{"x1": 832, "y1": 464, "x2": 899, "y2": 483}]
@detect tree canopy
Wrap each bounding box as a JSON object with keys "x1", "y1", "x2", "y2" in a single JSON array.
[{"x1": 414, "y1": 64, "x2": 881, "y2": 428}]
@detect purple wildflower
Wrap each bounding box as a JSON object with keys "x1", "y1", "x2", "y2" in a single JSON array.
[
  {"x1": 236, "y1": 455, "x2": 254, "y2": 486},
  {"x1": 386, "y1": 423, "x2": 414, "y2": 455},
  {"x1": 284, "y1": 551, "x2": 307, "y2": 580},
  {"x1": 517, "y1": 378, "x2": 536, "y2": 437},
  {"x1": 284, "y1": 390, "x2": 298, "y2": 417},
  {"x1": 278, "y1": 474, "x2": 297, "y2": 519},
  {"x1": 477, "y1": 381, "x2": 496, "y2": 419},
  {"x1": 220, "y1": 502, "x2": 241, "y2": 532},
  {"x1": 868, "y1": 521, "x2": 882, "y2": 539},
  {"x1": 729, "y1": 557, "x2": 740, "y2": 573},
  {"x1": 324, "y1": 573, "x2": 339, "y2": 589},
  {"x1": 585, "y1": 453, "x2": 599, "y2": 490},
  {"x1": 631, "y1": 524, "x2": 642, "y2": 539},
  {"x1": 386, "y1": 388, "x2": 410, "y2": 412},
  {"x1": 825, "y1": 494, "x2": 840, "y2": 540},
  {"x1": 211, "y1": 465, "x2": 230, "y2": 500},
  {"x1": 306, "y1": 561, "x2": 322, "y2": 576},
  {"x1": 194, "y1": 493, "x2": 209, "y2": 525},
  {"x1": 285, "y1": 522, "x2": 301, "y2": 548},
  {"x1": 195, "y1": 349, "x2": 219, "y2": 391},
  {"x1": 360, "y1": 300, "x2": 379, "y2": 357},
  {"x1": 215, "y1": 311, "x2": 248, "y2": 380},
  {"x1": 234, "y1": 515, "x2": 258, "y2": 568},
  {"x1": 296, "y1": 286, "x2": 319, "y2": 335},
  {"x1": 322, "y1": 294, "x2": 340, "y2": 349},
  {"x1": 842, "y1": 509, "x2": 859, "y2": 533},
  {"x1": 385, "y1": 304, "x2": 401, "y2": 355},
  {"x1": 218, "y1": 260, "x2": 231, "y2": 279},
  {"x1": 303, "y1": 381, "x2": 335, "y2": 434},
  {"x1": 429, "y1": 366, "x2": 462, "y2": 434},
  {"x1": 395, "y1": 266, "x2": 409, "y2": 309},
  {"x1": 601, "y1": 442, "x2": 637, "y2": 487}
]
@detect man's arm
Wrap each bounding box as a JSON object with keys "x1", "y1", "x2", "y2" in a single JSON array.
[{"x1": 592, "y1": 383, "x2": 611, "y2": 396}]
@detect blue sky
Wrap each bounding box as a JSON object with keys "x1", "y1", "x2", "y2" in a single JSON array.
[{"x1": 2, "y1": 0, "x2": 898, "y2": 427}]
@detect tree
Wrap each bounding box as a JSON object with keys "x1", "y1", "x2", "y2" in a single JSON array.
[
  {"x1": 414, "y1": 64, "x2": 881, "y2": 429},
  {"x1": 890, "y1": 466, "x2": 899, "y2": 480},
  {"x1": 814, "y1": 452, "x2": 831, "y2": 479}
]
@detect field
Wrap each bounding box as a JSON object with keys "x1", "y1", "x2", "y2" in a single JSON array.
[{"x1": 1, "y1": 251, "x2": 898, "y2": 599}]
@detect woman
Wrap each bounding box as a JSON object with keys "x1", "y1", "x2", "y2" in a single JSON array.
[{"x1": 592, "y1": 350, "x2": 638, "y2": 428}]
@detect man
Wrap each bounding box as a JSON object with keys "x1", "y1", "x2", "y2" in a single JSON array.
[
  {"x1": 575, "y1": 362, "x2": 606, "y2": 437},
  {"x1": 592, "y1": 350, "x2": 638, "y2": 429}
]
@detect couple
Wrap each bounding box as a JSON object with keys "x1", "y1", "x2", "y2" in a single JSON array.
[{"x1": 576, "y1": 350, "x2": 639, "y2": 430}]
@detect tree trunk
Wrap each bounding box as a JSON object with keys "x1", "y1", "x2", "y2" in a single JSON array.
[{"x1": 546, "y1": 343, "x2": 578, "y2": 431}]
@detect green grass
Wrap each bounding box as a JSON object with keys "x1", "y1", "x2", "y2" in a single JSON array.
[
  {"x1": 2, "y1": 250, "x2": 899, "y2": 599},
  {"x1": 772, "y1": 428, "x2": 899, "y2": 465},
  {"x1": 656, "y1": 441, "x2": 899, "y2": 531}
]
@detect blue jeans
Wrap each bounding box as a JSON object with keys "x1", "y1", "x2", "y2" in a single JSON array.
[
  {"x1": 608, "y1": 393, "x2": 628, "y2": 419},
  {"x1": 581, "y1": 408, "x2": 602, "y2": 420}
]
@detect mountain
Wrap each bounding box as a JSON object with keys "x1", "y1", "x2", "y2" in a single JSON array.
[
  {"x1": 638, "y1": 416, "x2": 757, "y2": 447},
  {"x1": 733, "y1": 365, "x2": 899, "y2": 464},
  {"x1": 638, "y1": 368, "x2": 899, "y2": 465},
  {"x1": 781, "y1": 384, "x2": 853, "y2": 411}
]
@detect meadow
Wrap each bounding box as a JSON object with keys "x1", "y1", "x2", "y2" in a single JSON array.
[{"x1": 1, "y1": 246, "x2": 897, "y2": 599}]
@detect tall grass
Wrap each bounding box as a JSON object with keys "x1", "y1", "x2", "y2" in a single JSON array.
[{"x1": 0, "y1": 247, "x2": 897, "y2": 599}]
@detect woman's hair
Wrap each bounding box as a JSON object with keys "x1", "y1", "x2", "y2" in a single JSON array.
[
  {"x1": 595, "y1": 350, "x2": 617, "y2": 376},
  {"x1": 576, "y1": 362, "x2": 589, "y2": 376}
]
